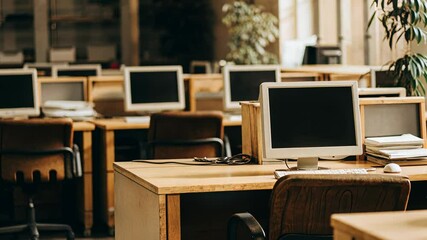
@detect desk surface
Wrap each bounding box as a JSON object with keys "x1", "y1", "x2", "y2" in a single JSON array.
[
  {"x1": 73, "y1": 121, "x2": 95, "y2": 131},
  {"x1": 331, "y1": 210, "x2": 427, "y2": 240},
  {"x1": 114, "y1": 159, "x2": 427, "y2": 195},
  {"x1": 91, "y1": 115, "x2": 241, "y2": 130}
]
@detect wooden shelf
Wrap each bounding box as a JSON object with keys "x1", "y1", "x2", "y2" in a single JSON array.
[{"x1": 50, "y1": 15, "x2": 117, "y2": 23}]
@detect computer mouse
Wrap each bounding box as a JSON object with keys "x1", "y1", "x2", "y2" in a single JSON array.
[{"x1": 383, "y1": 163, "x2": 402, "y2": 173}]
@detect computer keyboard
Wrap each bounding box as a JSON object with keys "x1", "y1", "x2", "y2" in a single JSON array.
[{"x1": 274, "y1": 168, "x2": 369, "y2": 179}]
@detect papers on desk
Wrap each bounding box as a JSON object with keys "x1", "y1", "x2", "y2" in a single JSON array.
[
  {"x1": 367, "y1": 148, "x2": 427, "y2": 160},
  {"x1": 365, "y1": 134, "x2": 424, "y2": 147},
  {"x1": 365, "y1": 134, "x2": 427, "y2": 165},
  {"x1": 42, "y1": 100, "x2": 97, "y2": 120}
]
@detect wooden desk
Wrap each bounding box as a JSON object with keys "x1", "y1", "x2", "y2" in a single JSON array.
[
  {"x1": 283, "y1": 65, "x2": 373, "y2": 87},
  {"x1": 72, "y1": 121, "x2": 95, "y2": 236},
  {"x1": 91, "y1": 116, "x2": 241, "y2": 233},
  {"x1": 331, "y1": 210, "x2": 427, "y2": 240},
  {"x1": 113, "y1": 160, "x2": 427, "y2": 240},
  {"x1": 283, "y1": 65, "x2": 372, "y2": 79}
]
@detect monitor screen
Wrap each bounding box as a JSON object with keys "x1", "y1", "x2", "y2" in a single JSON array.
[
  {"x1": 223, "y1": 65, "x2": 281, "y2": 111},
  {"x1": 371, "y1": 69, "x2": 396, "y2": 87},
  {"x1": 260, "y1": 81, "x2": 362, "y2": 169},
  {"x1": 40, "y1": 80, "x2": 86, "y2": 104},
  {"x1": 52, "y1": 64, "x2": 101, "y2": 77},
  {"x1": 0, "y1": 69, "x2": 40, "y2": 118},
  {"x1": 124, "y1": 66, "x2": 185, "y2": 112}
]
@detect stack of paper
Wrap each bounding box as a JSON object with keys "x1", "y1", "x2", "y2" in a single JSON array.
[
  {"x1": 365, "y1": 134, "x2": 427, "y2": 166},
  {"x1": 42, "y1": 100, "x2": 97, "y2": 120}
]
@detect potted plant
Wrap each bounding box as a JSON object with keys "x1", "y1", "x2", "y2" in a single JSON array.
[
  {"x1": 369, "y1": 0, "x2": 427, "y2": 96},
  {"x1": 222, "y1": 1, "x2": 279, "y2": 65}
]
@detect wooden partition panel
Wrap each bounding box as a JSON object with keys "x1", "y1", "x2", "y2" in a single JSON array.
[{"x1": 359, "y1": 97, "x2": 426, "y2": 147}]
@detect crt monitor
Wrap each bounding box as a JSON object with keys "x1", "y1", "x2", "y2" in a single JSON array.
[
  {"x1": 302, "y1": 45, "x2": 342, "y2": 64},
  {"x1": 223, "y1": 65, "x2": 281, "y2": 112},
  {"x1": 124, "y1": 66, "x2": 185, "y2": 113},
  {"x1": 190, "y1": 61, "x2": 212, "y2": 74},
  {"x1": 260, "y1": 81, "x2": 362, "y2": 170},
  {"x1": 52, "y1": 64, "x2": 101, "y2": 77},
  {"x1": 370, "y1": 68, "x2": 396, "y2": 87},
  {"x1": 39, "y1": 78, "x2": 87, "y2": 104},
  {"x1": 0, "y1": 69, "x2": 40, "y2": 118}
]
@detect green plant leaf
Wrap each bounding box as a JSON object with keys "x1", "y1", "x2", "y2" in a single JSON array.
[{"x1": 367, "y1": 11, "x2": 377, "y2": 29}]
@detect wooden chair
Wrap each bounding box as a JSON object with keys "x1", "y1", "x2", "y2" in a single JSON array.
[
  {"x1": 147, "y1": 111, "x2": 225, "y2": 159},
  {"x1": 0, "y1": 118, "x2": 80, "y2": 240},
  {"x1": 227, "y1": 174, "x2": 411, "y2": 240}
]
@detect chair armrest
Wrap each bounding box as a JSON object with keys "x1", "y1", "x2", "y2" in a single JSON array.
[{"x1": 227, "y1": 212, "x2": 266, "y2": 240}]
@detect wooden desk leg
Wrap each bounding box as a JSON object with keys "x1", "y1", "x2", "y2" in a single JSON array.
[
  {"x1": 81, "y1": 131, "x2": 93, "y2": 236},
  {"x1": 188, "y1": 78, "x2": 196, "y2": 112},
  {"x1": 100, "y1": 129, "x2": 116, "y2": 234},
  {"x1": 167, "y1": 195, "x2": 181, "y2": 240}
]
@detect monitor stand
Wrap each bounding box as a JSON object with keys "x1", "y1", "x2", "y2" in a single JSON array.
[{"x1": 297, "y1": 157, "x2": 319, "y2": 170}]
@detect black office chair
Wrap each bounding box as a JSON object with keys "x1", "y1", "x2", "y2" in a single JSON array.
[
  {"x1": 147, "y1": 111, "x2": 225, "y2": 159},
  {"x1": 227, "y1": 174, "x2": 411, "y2": 240},
  {"x1": 0, "y1": 118, "x2": 81, "y2": 240}
]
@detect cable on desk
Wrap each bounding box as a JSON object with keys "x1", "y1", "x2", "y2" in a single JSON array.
[{"x1": 133, "y1": 153, "x2": 253, "y2": 166}]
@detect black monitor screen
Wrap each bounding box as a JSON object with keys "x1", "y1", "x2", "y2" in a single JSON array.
[
  {"x1": 375, "y1": 70, "x2": 396, "y2": 87},
  {"x1": 303, "y1": 46, "x2": 342, "y2": 64},
  {"x1": 230, "y1": 71, "x2": 277, "y2": 102},
  {"x1": 41, "y1": 82, "x2": 85, "y2": 102},
  {"x1": 268, "y1": 87, "x2": 356, "y2": 148},
  {"x1": 58, "y1": 69, "x2": 97, "y2": 77},
  {"x1": 193, "y1": 65, "x2": 207, "y2": 74},
  {"x1": 0, "y1": 74, "x2": 35, "y2": 109},
  {"x1": 359, "y1": 93, "x2": 400, "y2": 98},
  {"x1": 130, "y1": 71, "x2": 179, "y2": 103}
]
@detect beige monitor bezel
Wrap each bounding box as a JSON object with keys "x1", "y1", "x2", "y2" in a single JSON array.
[{"x1": 260, "y1": 81, "x2": 363, "y2": 159}]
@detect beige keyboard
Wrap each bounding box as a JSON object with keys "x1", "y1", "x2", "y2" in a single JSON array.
[{"x1": 274, "y1": 168, "x2": 368, "y2": 179}]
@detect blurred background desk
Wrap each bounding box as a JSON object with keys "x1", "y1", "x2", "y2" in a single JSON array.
[
  {"x1": 91, "y1": 116, "x2": 241, "y2": 233},
  {"x1": 332, "y1": 210, "x2": 427, "y2": 240},
  {"x1": 283, "y1": 64, "x2": 373, "y2": 86}
]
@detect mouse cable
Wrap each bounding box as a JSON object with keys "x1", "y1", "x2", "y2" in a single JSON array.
[{"x1": 133, "y1": 153, "x2": 253, "y2": 166}]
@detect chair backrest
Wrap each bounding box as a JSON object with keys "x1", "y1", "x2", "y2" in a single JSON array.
[
  {"x1": 269, "y1": 174, "x2": 410, "y2": 240},
  {"x1": 147, "y1": 111, "x2": 224, "y2": 159},
  {"x1": 0, "y1": 118, "x2": 74, "y2": 183}
]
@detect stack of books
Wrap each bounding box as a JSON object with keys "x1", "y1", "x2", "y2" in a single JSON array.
[
  {"x1": 365, "y1": 134, "x2": 427, "y2": 166},
  {"x1": 42, "y1": 100, "x2": 97, "y2": 121}
]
